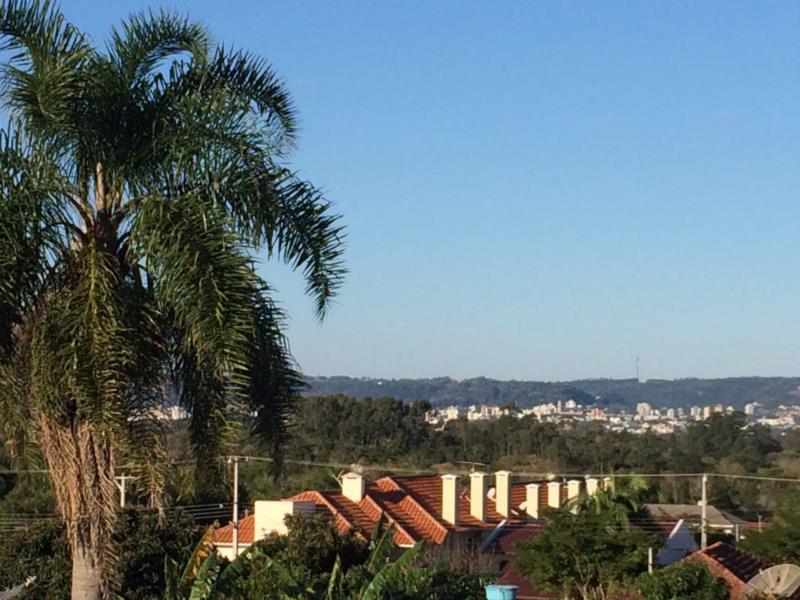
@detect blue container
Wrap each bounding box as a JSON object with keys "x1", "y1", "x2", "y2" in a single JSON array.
[{"x1": 485, "y1": 584, "x2": 518, "y2": 600}]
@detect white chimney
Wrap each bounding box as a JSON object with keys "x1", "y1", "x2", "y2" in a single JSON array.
[
  {"x1": 547, "y1": 481, "x2": 562, "y2": 509},
  {"x1": 567, "y1": 479, "x2": 582, "y2": 501},
  {"x1": 567, "y1": 480, "x2": 582, "y2": 513},
  {"x1": 470, "y1": 472, "x2": 488, "y2": 521},
  {"x1": 586, "y1": 477, "x2": 600, "y2": 496},
  {"x1": 342, "y1": 472, "x2": 365, "y2": 503},
  {"x1": 441, "y1": 474, "x2": 458, "y2": 525},
  {"x1": 495, "y1": 471, "x2": 512, "y2": 518},
  {"x1": 525, "y1": 483, "x2": 540, "y2": 519}
]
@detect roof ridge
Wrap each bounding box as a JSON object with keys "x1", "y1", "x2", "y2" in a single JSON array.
[
  {"x1": 361, "y1": 489, "x2": 422, "y2": 546},
  {"x1": 383, "y1": 475, "x2": 449, "y2": 537},
  {"x1": 304, "y1": 490, "x2": 357, "y2": 532}
]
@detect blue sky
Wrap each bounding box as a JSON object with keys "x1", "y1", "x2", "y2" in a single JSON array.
[{"x1": 68, "y1": 1, "x2": 800, "y2": 381}]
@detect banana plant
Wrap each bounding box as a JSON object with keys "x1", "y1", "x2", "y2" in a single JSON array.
[{"x1": 163, "y1": 519, "x2": 430, "y2": 600}]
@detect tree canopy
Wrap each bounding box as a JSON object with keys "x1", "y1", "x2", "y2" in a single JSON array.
[
  {"x1": 515, "y1": 508, "x2": 654, "y2": 600},
  {"x1": 636, "y1": 562, "x2": 729, "y2": 600}
]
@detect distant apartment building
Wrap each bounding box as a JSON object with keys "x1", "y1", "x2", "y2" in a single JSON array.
[
  {"x1": 590, "y1": 407, "x2": 605, "y2": 420},
  {"x1": 636, "y1": 402, "x2": 652, "y2": 417}
]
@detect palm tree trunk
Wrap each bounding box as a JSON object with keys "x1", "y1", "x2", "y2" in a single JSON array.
[
  {"x1": 38, "y1": 415, "x2": 118, "y2": 600},
  {"x1": 71, "y1": 546, "x2": 101, "y2": 600}
]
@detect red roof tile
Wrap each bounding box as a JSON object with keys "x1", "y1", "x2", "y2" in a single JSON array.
[
  {"x1": 693, "y1": 542, "x2": 768, "y2": 583},
  {"x1": 215, "y1": 515, "x2": 254, "y2": 545},
  {"x1": 214, "y1": 474, "x2": 566, "y2": 549}
]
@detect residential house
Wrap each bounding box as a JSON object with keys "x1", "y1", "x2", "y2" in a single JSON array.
[
  {"x1": 686, "y1": 542, "x2": 800, "y2": 599},
  {"x1": 645, "y1": 503, "x2": 748, "y2": 538},
  {"x1": 214, "y1": 470, "x2": 607, "y2": 600}
]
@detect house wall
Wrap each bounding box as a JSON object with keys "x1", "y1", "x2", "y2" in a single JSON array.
[{"x1": 216, "y1": 543, "x2": 251, "y2": 561}]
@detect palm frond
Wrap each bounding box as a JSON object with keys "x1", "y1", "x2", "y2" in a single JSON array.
[
  {"x1": 108, "y1": 8, "x2": 211, "y2": 87},
  {"x1": 254, "y1": 169, "x2": 346, "y2": 319},
  {"x1": 0, "y1": 126, "x2": 72, "y2": 351},
  {"x1": 246, "y1": 287, "x2": 305, "y2": 473},
  {"x1": 0, "y1": 0, "x2": 92, "y2": 146},
  {"x1": 196, "y1": 45, "x2": 297, "y2": 145}
]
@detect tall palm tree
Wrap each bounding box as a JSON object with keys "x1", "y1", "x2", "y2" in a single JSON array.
[{"x1": 0, "y1": 1, "x2": 345, "y2": 598}]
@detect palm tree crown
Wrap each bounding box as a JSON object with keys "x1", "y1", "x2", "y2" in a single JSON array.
[{"x1": 0, "y1": 1, "x2": 345, "y2": 597}]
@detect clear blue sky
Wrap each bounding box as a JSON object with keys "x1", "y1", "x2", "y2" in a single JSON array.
[{"x1": 68, "y1": 1, "x2": 800, "y2": 381}]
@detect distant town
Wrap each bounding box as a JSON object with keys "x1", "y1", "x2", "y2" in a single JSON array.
[{"x1": 424, "y1": 399, "x2": 800, "y2": 434}]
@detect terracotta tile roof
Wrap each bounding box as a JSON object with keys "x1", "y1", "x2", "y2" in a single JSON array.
[
  {"x1": 695, "y1": 542, "x2": 768, "y2": 583},
  {"x1": 695, "y1": 542, "x2": 800, "y2": 599},
  {"x1": 685, "y1": 542, "x2": 792, "y2": 598},
  {"x1": 213, "y1": 474, "x2": 565, "y2": 549},
  {"x1": 215, "y1": 515, "x2": 255, "y2": 545}
]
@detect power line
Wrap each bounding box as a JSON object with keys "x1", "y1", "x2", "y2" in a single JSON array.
[{"x1": 5, "y1": 454, "x2": 800, "y2": 484}]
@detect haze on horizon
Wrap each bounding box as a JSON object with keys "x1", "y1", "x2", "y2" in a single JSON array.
[{"x1": 69, "y1": 1, "x2": 800, "y2": 382}]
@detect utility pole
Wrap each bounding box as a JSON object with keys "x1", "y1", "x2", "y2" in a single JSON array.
[
  {"x1": 114, "y1": 475, "x2": 135, "y2": 508},
  {"x1": 229, "y1": 456, "x2": 247, "y2": 558},
  {"x1": 700, "y1": 473, "x2": 708, "y2": 548}
]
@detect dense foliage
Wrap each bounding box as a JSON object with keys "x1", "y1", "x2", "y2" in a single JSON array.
[
  {"x1": 636, "y1": 562, "x2": 729, "y2": 600},
  {"x1": 515, "y1": 507, "x2": 654, "y2": 600},
  {"x1": 738, "y1": 488, "x2": 800, "y2": 563},
  {"x1": 290, "y1": 397, "x2": 782, "y2": 472},
  {"x1": 0, "y1": 509, "x2": 200, "y2": 600},
  {"x1": 168, "y1": 515, "x2": 490, "y2": 600},
  {"x1": 283, "y1": 397, "x2": 794, "y2": 513}
]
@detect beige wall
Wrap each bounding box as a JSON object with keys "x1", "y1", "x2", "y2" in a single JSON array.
[{"x1": 254, "y1": 500, "x2": 316, "y2": 538}]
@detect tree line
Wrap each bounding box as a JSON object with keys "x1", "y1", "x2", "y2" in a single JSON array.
[
  {"x1": 283, "y1": 395, "x2": 799, "y2": 514},
  {"x1": 307, "y1": 375, "x2": 800, "y2": 410}
]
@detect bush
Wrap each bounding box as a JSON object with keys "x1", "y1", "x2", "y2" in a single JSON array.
[
  {"x1": 0, "y1": 508, "x2": 201, "y2": 600},
  {"x1": 636, "y1": 562, "x2": 729, "y2": 600}
]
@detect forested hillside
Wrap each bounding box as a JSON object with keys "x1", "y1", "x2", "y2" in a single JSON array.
[{"x1": 306, "y1": 375, "x2": 800, "y2": 410}]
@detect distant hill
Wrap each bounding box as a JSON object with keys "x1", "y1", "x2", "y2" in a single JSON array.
[{"x1": 305, "y1": 375, "x2": 800, "y2": 411}]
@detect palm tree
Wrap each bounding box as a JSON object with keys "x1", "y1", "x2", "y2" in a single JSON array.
[
  {"x1": 0, "y1": 2, "x2": 345, "y2": 598},
  {"x1": 568, "y1": 476, "x2": 649, "y2": 529}
]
